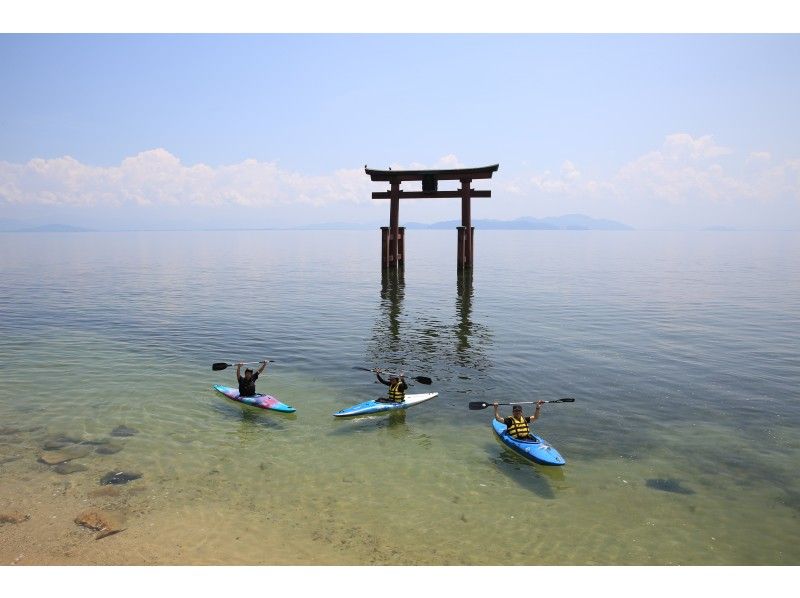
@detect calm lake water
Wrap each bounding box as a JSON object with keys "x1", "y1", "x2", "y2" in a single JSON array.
[{"x1": 1, "y1": 230, "x2": 798, "y2": 564}]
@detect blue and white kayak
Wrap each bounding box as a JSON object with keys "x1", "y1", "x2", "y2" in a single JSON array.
[
  {"x1": 212, "y1": 385, "x2": 296, "y2": 413},
  {"x1": 492, "y1": 419, "x2": 565, "y2": 466},
  {"x1": 333, "y1": 392, "x2": 438, "y2": 417}
]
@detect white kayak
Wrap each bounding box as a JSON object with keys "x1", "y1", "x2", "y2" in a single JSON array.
[{"x1": 333, "y1": 392, "x2": 438, "y2": 417}]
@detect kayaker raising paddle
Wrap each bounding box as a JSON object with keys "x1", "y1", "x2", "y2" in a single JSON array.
[
  {"x1": 375, "y1": 369, "x2": 407, "y2": 404},
  {"x1": 494, "y1": 401, "x2": 544, "y2": 439},
  {"x1": 236, "y1": 360, "x2": 267, "y2": 397}
]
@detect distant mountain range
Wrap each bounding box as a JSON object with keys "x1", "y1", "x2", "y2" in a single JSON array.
[
  {"x1": 295, "y1": 214, "x2": 633, "y2": 231},
  {"x1": 0, "y1": 214, "x2": 632, "y2": 232},
  {"x1": 0, "y1": 219, "x2": 94, "y2": 232},
  {"x1": 405, "y1": 214, "x2": 633, "y2": 230}
]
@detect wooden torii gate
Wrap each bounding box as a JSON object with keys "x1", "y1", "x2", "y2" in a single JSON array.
[{"x1": 365, "y1": 164, "x2": 499, "y2": 269}]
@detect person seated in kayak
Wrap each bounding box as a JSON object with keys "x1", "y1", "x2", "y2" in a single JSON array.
[
  {"x1": 493, "y1": 401, "x2": 544, "y2": 439},
  {"x1": 375, "y1": 369, "x2": 407, "y2": 403},
  {"x1": 236, "y1": 361, "x2": 267, "y2": 397}
]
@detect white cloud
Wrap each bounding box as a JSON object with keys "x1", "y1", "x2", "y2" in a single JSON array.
[
  {"x1": 2, "y1": 143, "x2": 798, "y2": 228},
  {"x1": 756, "y1": 157, "x2": 800, "y2": 202},
  {"x1": 0, "y1": 149, "x2": 372, "y2": 209},
  {"x1": 435, "y1": 154, "x2": 465, "y2": 169},
  {"x1": 561, "y1": 160, "x2": 581, "y2": 181},
  {"x1": 508, "y1": 133, "x2": 799, "y2": 207},
  {"x1": 613, "y1": 135, "x2": 747, "y2": 204},
  {"x1": 661, "y1": 133, "x2": 732, "y2": 160},
  {"x1": 519, "y1": 160, "x2": 582, "y2": 196}
]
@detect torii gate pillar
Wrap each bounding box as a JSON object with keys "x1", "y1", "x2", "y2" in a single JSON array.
[{"x1": 458, "y1": 177, "x2": 475, "y2": 268}]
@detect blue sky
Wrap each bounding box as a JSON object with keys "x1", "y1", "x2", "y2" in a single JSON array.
[{"x1": 1, "y1": 34, "x2": 799, "y2": 230}]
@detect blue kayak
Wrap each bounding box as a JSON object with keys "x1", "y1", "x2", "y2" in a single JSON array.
[
  {"x1": 492, "y1": 419, "x2": 565, "y2": 466},
  {"x1": 333, "y1": 392, "x2": 438, "y2": 417}
]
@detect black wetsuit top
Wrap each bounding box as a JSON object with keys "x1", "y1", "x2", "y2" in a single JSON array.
[{"x1": 238, "y1": 372, "x2": 259, "y2": 397}]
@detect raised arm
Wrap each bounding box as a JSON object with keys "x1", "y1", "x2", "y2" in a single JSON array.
[
  {"x1": 529, "y1": 401, "x2": 544, "y2": 423},
  {"x1": 493, "y1": 403, "x2": 505, "y2": 423},
  {"x1": 256, "y1": 360, "x2": 268, "y2": 375},
  {"x1": 236, "y1": 363, "x2": 243, "y2": 380},
  {"x1": 375, "y1": 370, "x2": 389, "y2": 386}
]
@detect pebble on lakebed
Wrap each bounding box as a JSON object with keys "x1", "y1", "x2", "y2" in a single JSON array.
[
  {"x1": 1, "y1": 511, "x2": 31, "y2": 524},
  {"x1": 74, "y1": 509, "x2": 126, "y2": 540},
  {"x1": 95, "y1": 443, "x2": 123, "y2": 455},
  {"x1": 100, "y1": 471, "x2": 142, "y2": 485},
  {"x1": 42, "y1": 433, "x2": 84, "y2": 445},
  {"x1": 645, "y1": 478, "x2": 696, "y2": 495},
  {"x1": 37, "y1": 445, "x2": 92, "y2": 465},
  {"x1": 111, "y1": 426, "x2": 139, "y2": 438},
  {"x1": 42, "y1": 440, "x2": 75, "y2": 450},
  {"x1": 53, "y1": 462, "x2": 88, "y2": 475},
  {"x1": 0, "y1": 425, "x2": 43, "y2": 435}
]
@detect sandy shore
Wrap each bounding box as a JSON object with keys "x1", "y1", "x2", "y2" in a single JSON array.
[
  {"x1": 1, "y1": 432, "x2": 358, "y2": 565},
  {"x1": 1, "y1": 470, "x2": 352, "y2": 566}
]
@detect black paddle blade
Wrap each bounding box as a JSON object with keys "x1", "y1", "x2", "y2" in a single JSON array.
[
  {"x1": 414, "y1": 376, "x2": 432, "y2": 385},
  {"x1": 552, "y1": 398, "x2": 575, "y2": 403},
  {"x1": 212, "y1": 362, "x2": 230, "y2": 371},
  {"x1": 468, "y1": 401, "x2": 490, "y2": 410}
]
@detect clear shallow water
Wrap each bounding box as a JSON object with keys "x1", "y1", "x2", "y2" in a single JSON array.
[{"x1": 0, "y1": 230, "x2": 798, "y2": 564}]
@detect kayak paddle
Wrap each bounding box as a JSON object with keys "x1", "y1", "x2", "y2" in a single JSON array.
[
  {"x1": 468, "y1": 398, "x2": 575, "y2": 410},
  {"x1": 352, "y1": 366, "x2": 432, "y2": 385},
  {"x1": 212, "y1": 360, "x2": 276, "y2": 371}
]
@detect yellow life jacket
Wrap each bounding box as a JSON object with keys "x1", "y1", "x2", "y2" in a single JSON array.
[
  {"x1": 388, "y1": 379, "x2": 405, "y2": 402},
  {"x1": 506, "y1": 415, "x2": 530, "y2": 439}
]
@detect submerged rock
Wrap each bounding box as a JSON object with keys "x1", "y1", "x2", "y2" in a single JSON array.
[
  {"x1": 53, "y1": 462, "x2": 88, "y2": 475},
  {"x1": 82, "y1": 438, "x2": 112, "y2": 446},
  {"x1": 111, "y1": 425, "x2": 138, "y2": 438},
  {"x1": 44, "y1": 433, "x2": 84, "y2": 445},
  {"x1": 43, "y1": 440, "x2": 74, "y2": 451},
  {"x1": 646, "y1": 478, "x2": 696, "y2": 495},
  {"x1": 74, "y1": 508, "x2": 126, "y2": 540},
  {"x1": 1, "y1": 425, "x2": 44, "y2": 435},
  {"x1": 0, "y1": 511, "x2": 30, "y2": 524},
  {"x1": 95, "y1": 444, "x2": 123, "y2": 455},
  {"x1": 100, "y1": 471, "x2": 142, "y2": 485},
  {"x1": 38, "y1": 445, "x2": 92, "y2": 465}
]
